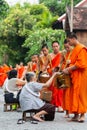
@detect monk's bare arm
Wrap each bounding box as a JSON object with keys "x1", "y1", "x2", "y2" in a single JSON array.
[{"x1": 62, "y1": 65, "x2": 78, "y2": 74}]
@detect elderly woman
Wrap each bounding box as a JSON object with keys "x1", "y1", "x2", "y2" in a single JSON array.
[
  {"x1": 3, "y1": 69, "x2": 26, "y2": 104},
  {"x1": 19, "y1": 72, "x2": 57, "y2": 122}
]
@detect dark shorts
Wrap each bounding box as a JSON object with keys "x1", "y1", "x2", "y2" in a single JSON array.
[
  {"x1": 4, "y1": 93, "x2": 19, "y2": 104},
  {"x1": 39, "y1": 103, "x2": 55, "y2": 113},
  {"x1": 24, "y1": 103, "x2": 55, "y2": 121},
  {"x1": 38, "y1": 103, "x2": 56, "y2": 121}
]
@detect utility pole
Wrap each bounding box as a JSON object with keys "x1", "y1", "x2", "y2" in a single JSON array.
[{"x1": 70, "y1": 0, "x2": 73, "y2": 32}]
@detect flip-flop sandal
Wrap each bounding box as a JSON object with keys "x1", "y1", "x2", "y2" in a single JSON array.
[
  {"x1": 68, "y1": 117, "x2": 78, "y2": 122},
  {"x1": 78, "y1": 119, "x2": 85, "y2": 123},
  {"x1": 31, "y1": 117, "x2": 40, "y2": 122},
  {"x1": 57, "y1": 110, "x2": 64, "y2": 113},
  {"x1": 17, "y1": 119, "x2": 25, "y2": 124},
  {"x1": 30, "y1": 120, "x2": 38, "y2": 124}
]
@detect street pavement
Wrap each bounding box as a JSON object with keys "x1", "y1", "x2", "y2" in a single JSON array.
[{"x1": 0, "y1": 88, "x2": 87, "y2": 130}]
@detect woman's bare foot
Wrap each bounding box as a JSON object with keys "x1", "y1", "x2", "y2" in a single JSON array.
[{"x1": 32, "y1": 115, "x2": 44, "y2": 122}]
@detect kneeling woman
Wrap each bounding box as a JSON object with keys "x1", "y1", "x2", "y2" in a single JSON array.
[
  {"x1": 3, "y1": 69, "x2": 26, "y2": 104},
  {"x1": 19, "y1": 72, "x2": 57, "y2": 122}
]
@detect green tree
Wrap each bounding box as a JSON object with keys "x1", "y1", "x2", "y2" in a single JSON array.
[
  {"x1": 29, "y1": 4, "x2": 58, "y2": 29},
  {"x1": 0, "y1": 0, "x2": 9, "y2": 19},
  {"x1": 0, "y1": 3, "x2": 58, "y2": 65},
  {"x1": 0, "y1": 3, "x2": 32, "y2": 65},
  {"x1": 23, "y1": 28, "x2": 66, "y2": 62},
  {"x1": 39, "y1": 0, "x2": 82, "y2": 16}
]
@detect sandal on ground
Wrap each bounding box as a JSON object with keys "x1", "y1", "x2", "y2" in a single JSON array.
[
  {"x1": 57, "y1": 107, "x2": 64, "y2": 113},
  {"x1": 64, "y1": 114, "x2": 70, "y2": 118},
  {"x1": 57, "y1": 110, "x2": 64, "y2": 113},
  {"x1": 30, "y1": 120, "x2": 38, "y2": 124},
  {"x1": 32, "y1": 116, "x2": 44, "y2": 122},
  {"x1": 78, "y1": 116, "x2": 85, "y2": 123},
  {"x1": 31, "y1": 117, "x2": 40, "y2": 122},
  {"x1": 68, "y1": 115, "x2": 79, "y2": 122},
  {"x1": 78, "y1": 119, "x2": 84, "y2": 123},
  {"x1": 17, "y1": 119, "x2": 25, "y2": 124}
]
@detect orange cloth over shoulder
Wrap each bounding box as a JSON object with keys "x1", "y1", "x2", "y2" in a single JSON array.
[
  {"x1": 69, "y1": 44, "x2": 87, "y2": 113},
  {"x1": 18, "y1": 66, "x2": 25, "y2": 79},
  {"x1": 47, "y1": 53, "x2": 61, "y2": 75},
  {"x1": 3, "y1": 64, "x2": 10, "y2": 82},
  {"x1": 39, "y1": 54, "x2": 51, "y2": 72},
  {"x1": 0, "y1": 66, "x2": 5, "y2": 87},
  {"x1": 61, "y1": 51, "x2": 71, "y2": 111},
  {"x1": 48, "y1": 52, "x2": 63, "y2": 107}
]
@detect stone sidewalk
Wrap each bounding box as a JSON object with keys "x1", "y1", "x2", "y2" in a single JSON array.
[{"x1": 0, "y1": 88, "x2": 87, "y2": 130}]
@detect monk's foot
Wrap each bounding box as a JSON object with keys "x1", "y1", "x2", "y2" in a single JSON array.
[
  {"x1": 57, "y1": 107, "x2": 64, "y2": 113},
  {"x1": 32, "y1": 115, "x2": 44, "y2": 122},
  {"x1": 78, "y1": 114, "x2": 85, "y2": 123},
  {"x1": 68, "y1": 114, "x2": 79, "y2": 122},
  {"x1": 64, "y1": 114, "x2": 70, "y2": 118}
]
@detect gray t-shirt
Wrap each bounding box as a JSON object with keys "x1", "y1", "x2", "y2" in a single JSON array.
[{"x1": 19, "y1": 82, "x2": 45, "y2": 111}]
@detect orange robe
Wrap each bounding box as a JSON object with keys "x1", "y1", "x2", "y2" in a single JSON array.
[
  {"x1": 18, "y1": 66, "x2": 25, "y2": 79},
  {"x1": 32, "y1": 63, "x2": 37, "y2": 72},
  {"x1": 49, "y1": 52, "x2": 63, "y2": 107},
  {"x1": 39, "y1": 54, "x2": 51, "y2": 72},
  {"x1": 47, "y1": 53, "x2": 61, "y2": 75},
  {"x1": 61, "y1": 51, "x2": 71, "y2": 111},
  {"x1": 69, "y1": 44, "x2": 87, "y2": 113},
  {"x1": 0, "y1": 66, "x2": 5, "y2": 87},
  {"x1": 27, "y1": 62, "x2": 38, "y2": 73},
  {"x1": 3, "y1": 64, "x2": 10, "y2": 82}
]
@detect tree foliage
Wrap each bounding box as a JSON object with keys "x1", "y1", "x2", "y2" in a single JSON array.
[
  {"x1": 0, "y1": 0, "x2": 9, "y2": 19},
  {"x1": 0, "y1": 3, "x2": 60, "y2": 65},
  {"x1": 39, "y1": 0, "x2": 82, "y2": 16},
  {"x1": 23, "y1": 28, "x2": 66, "y2": 62}
]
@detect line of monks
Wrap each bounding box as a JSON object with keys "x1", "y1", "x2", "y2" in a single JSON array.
[{"x1": 1, "y1": 32, "x2": 87, "y2": 122}]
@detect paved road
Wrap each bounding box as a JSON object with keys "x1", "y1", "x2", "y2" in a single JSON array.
[{"x1": 0, "y1": 88, "x2": 87, "y2": 130}]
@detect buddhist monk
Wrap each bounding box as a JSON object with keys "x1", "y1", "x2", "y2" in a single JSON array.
[
  {"x1": 3, "y1": 63, "x2": 10, "y2": 82},
  {"x1": 61, "y1": 39, "x2": 73, "y2": 118},
  {"x1": 21, "y1": 54, "x2": 39, "y2": 79},
  {"x1": 38, "y1": 44, "x2": 51, "y2": 73},
  {"x1": 0, "y1": 65, "x2": 5, "y2": 87},
  {"x1": 62, "y1": 33, "x2": 87, "y2": 122},
  {"x1": 37, "y1": 44, "x2": 52, "y2": 100},
  {"x1": 17, "y1": 62, "x2": 25, "y2": 79},
  {"x1": 48, "y1": 41, "x2": 64, "y2": 112}
]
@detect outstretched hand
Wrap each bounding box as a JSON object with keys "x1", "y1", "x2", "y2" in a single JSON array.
[{"x1": 62, "y1": 68, "x2": 70, "y2": 74}]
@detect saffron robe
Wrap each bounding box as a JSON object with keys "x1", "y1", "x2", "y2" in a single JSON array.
[
  {"x1": 69, "y1": 43, "x2": 87, "y2": 113},
  {"x1": 61, "y1": 51, "x2": 72, "y2": 111},
  {"x1": 0, "y1": 66, "x2": 5, "y2": 87},
  {"x1": 38, "y1": 54, "x2": 51, "y2": 72},
  {"x1": 49, "y1": 52, "x2": 63, "y2": 107},
  {"x1": 27, "y1": 62, "x2": 38, "y2": 73},
  {"x1": 18, "y1": 66, "x2": 25, "y2": 79},
  {"x1": 3, "y1": 64, "x2": 10, "y2": 83}
]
